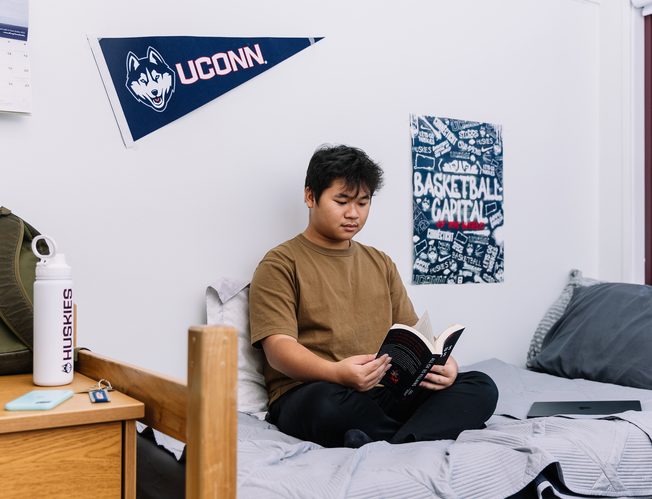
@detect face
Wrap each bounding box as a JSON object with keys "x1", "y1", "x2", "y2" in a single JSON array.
[{"x1": 303, "y1": 178, "x2": 371, "y2": 249}]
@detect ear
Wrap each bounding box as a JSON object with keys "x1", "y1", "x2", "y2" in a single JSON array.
[
  {"x1": 304, "y1": 187, "x2": 315, "y2": 208},
  {"x1": 147, "y1": 46, "x2": 164, "y2": 65},
  {"x1": 126, "y1": 52, "x2": 139, "y2": 73}
]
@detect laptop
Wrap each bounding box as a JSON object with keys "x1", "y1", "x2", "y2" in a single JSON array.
[{"x1": 526, "y1": 400, "x2": 642, "y2": 418}]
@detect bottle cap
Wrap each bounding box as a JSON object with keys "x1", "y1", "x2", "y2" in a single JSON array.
[{"x1": 32, "y1": 235, "x2": 72, "y2": 280}]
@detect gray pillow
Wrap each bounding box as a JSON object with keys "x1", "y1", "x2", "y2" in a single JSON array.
[
  {"x1": 526, "y1": 269, "x2": 601, "y2": 367},
  {"x1": 529, "y1": 282, "x2": 652, "y2": 389}
]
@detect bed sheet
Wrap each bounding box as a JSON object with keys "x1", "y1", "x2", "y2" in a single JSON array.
[
  {"x1": 477, "y1": 358, "x2": 652, "y2": 421},
  {"x1": 237, "y1": 359, "x2": 652, "y2": 499}
]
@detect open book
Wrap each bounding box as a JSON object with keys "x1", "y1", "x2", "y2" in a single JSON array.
[{"x1": 377, "y1": 311, "x2": 465, "y2": 398}]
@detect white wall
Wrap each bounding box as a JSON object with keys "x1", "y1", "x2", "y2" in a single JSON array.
[{"x1": 0, "y1": 0, "x2": 640, "y2": 379}]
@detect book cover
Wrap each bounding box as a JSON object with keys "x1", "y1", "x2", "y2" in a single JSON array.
[{"x1": 377, "y1": 313, "x2": 464, "y2": 398}]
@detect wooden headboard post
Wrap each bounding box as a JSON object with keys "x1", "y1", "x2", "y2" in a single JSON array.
[
  {"x1": 76, "y1": 325, "x2": 238, "y2": 498},
  {"x1": 186, "y1": 325, "x2": 238, "y2": 499}
]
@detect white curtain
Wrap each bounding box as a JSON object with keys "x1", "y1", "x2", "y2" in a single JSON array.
[{"x1": 632, "y1": 0, "x2": 652, "y2": 16}]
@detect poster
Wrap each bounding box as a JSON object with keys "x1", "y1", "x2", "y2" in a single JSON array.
[
  {"x1": 410, "y1": 114, "x2": 504, "y2": 284},
  {"x1": 89, "y1": 36, "x2": 322, "y2": 146},
  {"x1": 0, "y1": 0, "x2": 31, "y2": 114}
]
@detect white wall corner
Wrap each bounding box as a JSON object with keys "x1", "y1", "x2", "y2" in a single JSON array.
[
  {"x1": 598, "y1": 0, "x2": 645, "y2": 283},
  {"x1": 628, "y1": 4, "x2": 646, "y2": 283}
]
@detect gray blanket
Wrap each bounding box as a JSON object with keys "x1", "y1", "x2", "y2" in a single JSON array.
[{"x1": 238, "y1": 359, "x2": 652, "y2": 498}]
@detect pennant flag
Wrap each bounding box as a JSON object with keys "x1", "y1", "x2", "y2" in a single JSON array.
[{"x1": 89, "y1": 36, "x2": 322, "y2": 146}]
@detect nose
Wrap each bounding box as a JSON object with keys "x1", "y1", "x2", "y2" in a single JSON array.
[{"x1": 344, "y1": 204, "x2": 359, "y2": 219}]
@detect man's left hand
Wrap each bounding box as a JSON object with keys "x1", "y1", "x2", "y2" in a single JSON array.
[{"x1": 419, "y1": 356, "x2": 458, "y2": 391}]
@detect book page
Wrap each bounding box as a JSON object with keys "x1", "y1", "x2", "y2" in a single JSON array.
[
  {"x1": 433, "y1": 324, "x2": 465, "y2": 356},
  {"x1": 413, "y1": 310, "x2": 433, "y2": 343}
]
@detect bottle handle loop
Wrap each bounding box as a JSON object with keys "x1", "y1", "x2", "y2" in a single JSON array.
[{"x1": 32, "y1": 235, "x2": 57, "y2": 261}]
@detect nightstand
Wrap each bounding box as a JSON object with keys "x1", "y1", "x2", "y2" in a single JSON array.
[{"x1": 0, "y1": 371, "x2": 144, "y2": 498}]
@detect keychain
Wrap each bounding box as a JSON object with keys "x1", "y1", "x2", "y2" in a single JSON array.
[{"x1": 79, "y1": 379, "x2": 113, "y2": 403}]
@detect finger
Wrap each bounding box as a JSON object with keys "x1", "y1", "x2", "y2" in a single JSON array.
[
  {"x1": 378, "y1": 355, "x2": 391, "y2": 370},
  {"x1": 359, "y1": 367, "x2": 388, "y2": 391},
  {"x1": 366, "y1": 361, "x2": 392, "y2": 387},
  {"x1": 351, "y1": 354, "x2": 381, "y2": 365},
  {"x1": 419, "y1": 379, "x2": 446, "y2": 391},
  {"x1": 363, "y1": 357, "x2": 389, "y2": 380},
  {"x1": 365, "y1": 355, "x2": 391, "y2": 372},
  {"x1": 429, "y1": 365, "x2": 446, "y2": 375},
  {"x1": 423, "y1": 372, "x2": 451, "y2": 386},
  {"x1": 376, "y1": 353, "x2": 390, "y2": 365},
  {"x1": 436, "y1": 365, "x2": 457, "y2": 380},
  {"x1": 423, "y1": 372, "x2": 453, "y2": 388},
  {"x1": 371, "y1": 353, "x2": 389, "y2": 364},
  {"x1": 374, "y1": 361, "x2": 392, "y2": 381}
]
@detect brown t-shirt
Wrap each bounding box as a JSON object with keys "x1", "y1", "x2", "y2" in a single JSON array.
[{"x1": 249, "y1": 234, "x2": 418, "y2": 404}]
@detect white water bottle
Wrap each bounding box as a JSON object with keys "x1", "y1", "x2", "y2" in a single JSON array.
[{"x1": 32, "y1": 235, "x2": 74, "y2": 386}]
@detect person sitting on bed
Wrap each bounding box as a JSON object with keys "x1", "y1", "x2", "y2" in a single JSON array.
[{"x1": 249, "y1": 144, "x2": 498, "y2": 448}]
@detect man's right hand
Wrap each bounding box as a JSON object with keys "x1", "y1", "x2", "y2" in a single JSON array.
[{"x1": 335, "y1": 354, "x2": 392, "y2": 392}]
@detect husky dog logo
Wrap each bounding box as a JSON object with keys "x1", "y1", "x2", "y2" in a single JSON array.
[{"x1": 125, "y1": 46, "x2": 176, "y2": 112}]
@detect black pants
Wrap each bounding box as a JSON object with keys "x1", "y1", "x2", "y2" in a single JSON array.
[{"x1": 267, "y1": 370, "x2": 498, "y2": 448}]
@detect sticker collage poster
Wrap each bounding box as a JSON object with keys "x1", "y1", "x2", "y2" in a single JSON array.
[{"x1": 410, "y1": 114, "x2": 504, "y2": 285}]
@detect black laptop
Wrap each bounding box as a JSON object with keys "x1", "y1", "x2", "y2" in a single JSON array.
[{"x1": 526, "y1": 400, "x2": 642, "y2": 418}]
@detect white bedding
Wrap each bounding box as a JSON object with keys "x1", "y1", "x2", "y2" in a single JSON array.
[{"x1": 237, "y1": 359, "x2": 652, "y2": 498}]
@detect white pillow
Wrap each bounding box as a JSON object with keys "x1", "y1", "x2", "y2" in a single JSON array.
[{"x1": 206, "y1": 278, "x2": 268, "y2": 415}]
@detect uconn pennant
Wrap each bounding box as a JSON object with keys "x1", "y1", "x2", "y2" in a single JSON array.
[{"x1": 93, "y1": 36, "x2": 322, "y2": 144}]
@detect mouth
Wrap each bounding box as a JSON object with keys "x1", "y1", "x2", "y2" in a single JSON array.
[{"x1": 342, "y1": 224, "x2": 358, "y2": 232}]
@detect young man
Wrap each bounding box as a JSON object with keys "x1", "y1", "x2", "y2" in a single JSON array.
[{"x1": 249, "y1": 145, "x2": 498, "y2": 448}]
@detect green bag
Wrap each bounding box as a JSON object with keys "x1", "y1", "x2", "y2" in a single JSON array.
[{"x1": 0, "y1": 206, "x2": 44, "y2": 375}]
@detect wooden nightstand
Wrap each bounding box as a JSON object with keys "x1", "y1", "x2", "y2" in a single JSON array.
[{"x1": 0, "y1": 371, "x2": 144, "y2": 498}]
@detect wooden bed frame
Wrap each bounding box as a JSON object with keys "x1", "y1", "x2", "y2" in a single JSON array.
[{"x1": 75, "y1": 325, "x2": 238, "y2": 499}]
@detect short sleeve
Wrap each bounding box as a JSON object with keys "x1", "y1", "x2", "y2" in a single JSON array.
[{"x1": 249, "y1": 254, "x2": 299, "y2": 348}]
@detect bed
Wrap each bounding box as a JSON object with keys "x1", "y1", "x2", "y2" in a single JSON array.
[
  {"x1": 234, "y1": 358, "x2": 652, "y2": 498},
  {"x1": 77, "y1": 271, "x2": 652, "y2": 498}
]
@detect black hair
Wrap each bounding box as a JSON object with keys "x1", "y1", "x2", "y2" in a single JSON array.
[{"x1": 304, "y1": 144, "x2": 384, "y2": 203}]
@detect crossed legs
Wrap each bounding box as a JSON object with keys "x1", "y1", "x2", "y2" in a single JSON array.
[{"x1": 267, "y1": 371, "x2": 498, "y2": 447}]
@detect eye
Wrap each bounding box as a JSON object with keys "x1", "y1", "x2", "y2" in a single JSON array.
[
  {"x1": 335, "y1": 201, "x2": 347, "y2": 206},
  {"x1": 139, "y1": 78, "x2": 147, "y2": 84}
]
